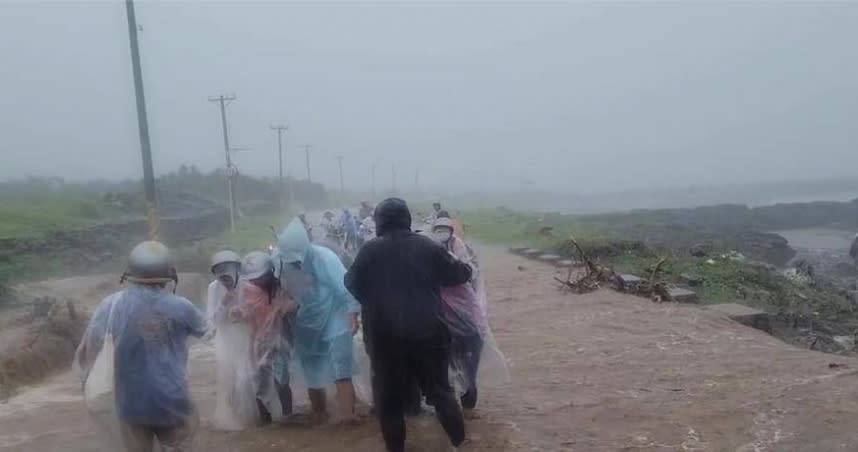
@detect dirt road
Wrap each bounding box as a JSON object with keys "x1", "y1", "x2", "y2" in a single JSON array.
[{"x1": 4, "y1": 246, "x2": 858, "y2": 451}]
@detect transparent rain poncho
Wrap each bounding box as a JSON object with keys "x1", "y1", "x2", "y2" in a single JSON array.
[
  {"x1": 273, "y1": 219, "x2": 363, "y2": 390},
  {"x1": 439, "y1": 236, "x2": 510, "y2": 396},
  {"x1": 205, "y1": 280, "x2": 259, "y2": 430},
  {"x1": 231, "y1": 279, "x2": 297, "y2": 421},
  {"x1": 74, "y1": 284, "x2": 206, "y2": 450}
]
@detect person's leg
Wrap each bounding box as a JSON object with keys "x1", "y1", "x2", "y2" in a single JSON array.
[
  {"x1": 256, "y1": 359, "x2": 275, "y2": 425},
  {"x1": 119, "y1": 423, "x2": 154, "y2": 452},
  {"x1": 335, "y1": 379, "x2": 357, "y2": 423},
  {"x1": 330, "y1": 333, "x2": 357, "y2": 422},
  {"x1": 274, "y1": 349, "x2": 293, "y2": 416},
  {"x1": 154, "y1": 410, "x2": 199, "y2": 452},
  {"x1": 414, "y1": 331, "x2": 466, "y2": 447},
  {"x1": 371, "y1": 341, "x2": 407, "y2": 452},
  {"x1": 460, "y1": 334, "x2": 484, "y2": 410},
  {"x1": 308, "y1": 388, "x2": 329, "y2": 425},
  {"x1": 404, "y1": 375, "x2": 423, "y2": 416}
]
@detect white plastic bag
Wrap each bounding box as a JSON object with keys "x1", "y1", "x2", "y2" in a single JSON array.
[{"x1": 83, "y1": 299, "x2": 125, "y2": 451}]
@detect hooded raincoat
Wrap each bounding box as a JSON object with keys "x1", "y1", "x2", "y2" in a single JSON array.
[{"x1": 273, "y1": 219, "x2": 361, "y2": 389}]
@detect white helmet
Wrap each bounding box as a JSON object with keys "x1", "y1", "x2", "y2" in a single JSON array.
[
  {"x1": 210, "y1": 250, "x2": 241, "y2": 273},
  {"x1": 241, "y1": 251, "x2": 274, "y2": 280},
  {"x1": 432, "y1": 217, "x2": 455, "y2": 231},
  {"x1": 122, "y1": 241, "x2": 177, "y2": 285}
]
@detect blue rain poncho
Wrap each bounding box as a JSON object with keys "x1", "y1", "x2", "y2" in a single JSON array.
[
  {"x1": 74, "y1": 284, "x2": 207, "y2": 437},
  {"x1": 273, "y1": 219, "x2": 361, "y2": 389}
]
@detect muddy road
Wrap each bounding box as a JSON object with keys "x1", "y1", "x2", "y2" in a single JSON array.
[{"x1": 4, "y1": 247, "x2": 858, "y2": 451}]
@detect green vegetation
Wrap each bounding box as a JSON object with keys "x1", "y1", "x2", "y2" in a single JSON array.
[
  {"x1": 462, "y1": 207, "x2": 858, "y2": 336},
  {"x1": 0, "y1": 194, "x2": 123, "y2": 239}
]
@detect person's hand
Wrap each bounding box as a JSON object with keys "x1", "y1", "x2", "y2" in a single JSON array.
[
  {"x1": 228, "y1": 306, "x2": 244, "y2": 322},
  {"x1": 349, "y1": 313, "x2": 359, "y2": 335}
]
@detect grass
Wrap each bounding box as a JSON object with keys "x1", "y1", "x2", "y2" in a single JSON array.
[
  {"x1": 461, "y1": 206, "x2": 857, "y2": 334},
  {"x1": 0, "y1": 195, "x2": 123, "y2": 239}
]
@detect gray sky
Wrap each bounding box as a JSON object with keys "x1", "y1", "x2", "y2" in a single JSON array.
[{"x1": 1, "y1": 1, "x2": 857, "y2": 193}]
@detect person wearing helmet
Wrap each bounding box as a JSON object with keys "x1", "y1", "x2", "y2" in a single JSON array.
[
  {"x1": 230, "y1": 251, "x2": 297, "y2": 425},
  {"x1": 432, "y1": 218, "x2": 486, "y2": 414},
  {"x1": 206, "y1": 250, "x2": 259, "y2": 431},
  {"x1": 273, "y1": 218, "x2": 361, "y2": 425},
  {"x1": 426, "y1": 202, "x2": 443, "y2": 225},
  {"x1": 359, "y1": 201, "x2": 374, "y2": 221},
  {"x1": 344, "y1": 198, "x2": 473, "y2": 452},
  {"x1": 75, "y1": 241, "x2": 207, "y2": 451}
]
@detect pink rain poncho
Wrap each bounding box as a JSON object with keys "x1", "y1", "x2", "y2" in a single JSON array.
[
  {"x1": 232, "y1": 280, "x2": 296, "y2": 420},
  {"x1": 206, "y1": 280, "x2": 258, "y2": 430}
]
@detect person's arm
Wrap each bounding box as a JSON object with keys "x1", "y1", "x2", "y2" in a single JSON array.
[
  {"x1": 73, "y1": 293, "x2": 119, "y2": 382},
  {"x1": 433, "y1": 241, "x2": 473, "y2": 287},
  {"x1": 178, "y1": 297, "x2": 208, "y2": 339},
  {"x1": 344, "y1": 245, "x2": 371, "y2": 305}
]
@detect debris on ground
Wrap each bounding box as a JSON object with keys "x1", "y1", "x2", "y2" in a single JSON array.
[{"x1": 555, "y1": 235, "x2": 614, "y2": 293}]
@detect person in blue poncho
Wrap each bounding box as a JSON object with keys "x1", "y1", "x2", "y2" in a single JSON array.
[{"x1": 272, "y1": 218, "x2": 361, "y2": 425}]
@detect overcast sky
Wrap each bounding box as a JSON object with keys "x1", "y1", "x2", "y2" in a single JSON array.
[{"x1": 1, "y1": 1, "x2": 857, "y2": 193}]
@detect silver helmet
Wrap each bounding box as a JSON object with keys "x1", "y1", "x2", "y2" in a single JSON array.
[{"x1": 122, "y1": 240, "x2": 178, "y2": 286}]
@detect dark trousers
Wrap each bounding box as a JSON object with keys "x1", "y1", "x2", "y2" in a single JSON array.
[
  {"x1": 369, "y1": 328, "x2": 466, "y2": 452},
  {"x1": 451, "y1": 333, "x2": 483, "y2": 409}
]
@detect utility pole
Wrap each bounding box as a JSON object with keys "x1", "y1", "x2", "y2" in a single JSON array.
[
  {"x1": 304, "y1": 144, "x2": 312, "y2": 182},
  {"x1": 124, "y1": 0, "x2": 159, "y2": 239},
  {"x1": 270, "y1": 124, "x2": 288, "y2": 213},
  {"x1": 208, "y1": 93, "x2": 237, "y2": 232},
  {"x1": 337, "y1": 156, "x2": 345, "y2": 195}
]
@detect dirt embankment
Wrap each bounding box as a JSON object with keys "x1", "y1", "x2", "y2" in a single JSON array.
[
  {"x1": 4, "y1": 248, "x2": 858, "y2": 451},
  {"x1": 0, "y1": 273, "x2": 209, "y2": 399}
]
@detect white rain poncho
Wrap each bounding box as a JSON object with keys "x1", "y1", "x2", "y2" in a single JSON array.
[
  {"x1": 273, "y1": 219, "x2": 362, "y2": 390},
  {"x1": 74, "y1": 284, "x2": 206, "y2": 450},
  {"x1": 206, "y1": 280, "x2": 259, "y2": 430}
]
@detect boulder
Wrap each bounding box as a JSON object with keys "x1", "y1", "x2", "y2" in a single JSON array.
[
  {"x1": 617, "y1": 274, "x2": 644, "y2": 292},
  {"x1": 667, "y1": 287, "x2": 698, "y2": 303},
  {"x1": 680, "y1": 273, "x2": 704, "y2": 287},
  {"x1": 707, "y1": 303, "x2": 772, "y2": 334}
]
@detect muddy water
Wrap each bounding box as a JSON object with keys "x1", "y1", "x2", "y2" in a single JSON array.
[{"x1": 774, "y1": 228, "x2": 854, "y2": 252}]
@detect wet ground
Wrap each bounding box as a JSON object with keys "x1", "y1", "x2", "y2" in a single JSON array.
[{"x1": 4, "y1": 246, "x2": 858, "y2": 451}]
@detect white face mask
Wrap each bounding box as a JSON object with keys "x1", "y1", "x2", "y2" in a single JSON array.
[{"x1": 434, "y1": 230, "x2": 453, "y2": 243}]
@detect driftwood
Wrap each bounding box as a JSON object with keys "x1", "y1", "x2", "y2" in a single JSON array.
[
  {"x1": 632, "y1": 257, "x2": 671, "y2": 301},
  {"x1": 555, "y1": 235, "x2": 613, "y2": 293}
]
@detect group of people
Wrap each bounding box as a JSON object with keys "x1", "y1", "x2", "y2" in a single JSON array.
[{"x1": 74, "y1": 198, "x2": 505, "y2": 452}]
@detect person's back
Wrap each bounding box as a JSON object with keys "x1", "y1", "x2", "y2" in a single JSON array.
[
  {"x1": 347, "y1": 198, "x2": 472, "y2": 341},
  {"x1": 110, "y1": 284, "x2": 206, "y2": 426}
]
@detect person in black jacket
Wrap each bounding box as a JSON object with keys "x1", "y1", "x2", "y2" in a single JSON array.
[{"x1": 345, "y1": 198, "x2": 473, "y2": 452}]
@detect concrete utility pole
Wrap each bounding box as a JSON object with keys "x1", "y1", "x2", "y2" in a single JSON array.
[
  {"x1": 337, "y1": 156, "x2": 345, "y2": 195},
  {"x1": 270, "y1": 124, "x2": 288, "y2": 213},
  {"x1": 124, "y1": 0, "x2": 159, "y2": 238},
  {"x1": 304, "y1": 144, "x2": 312, "y2": 182},
  {"x1": 208, "y1": 93, "x2": 237, "y2": 232}
]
